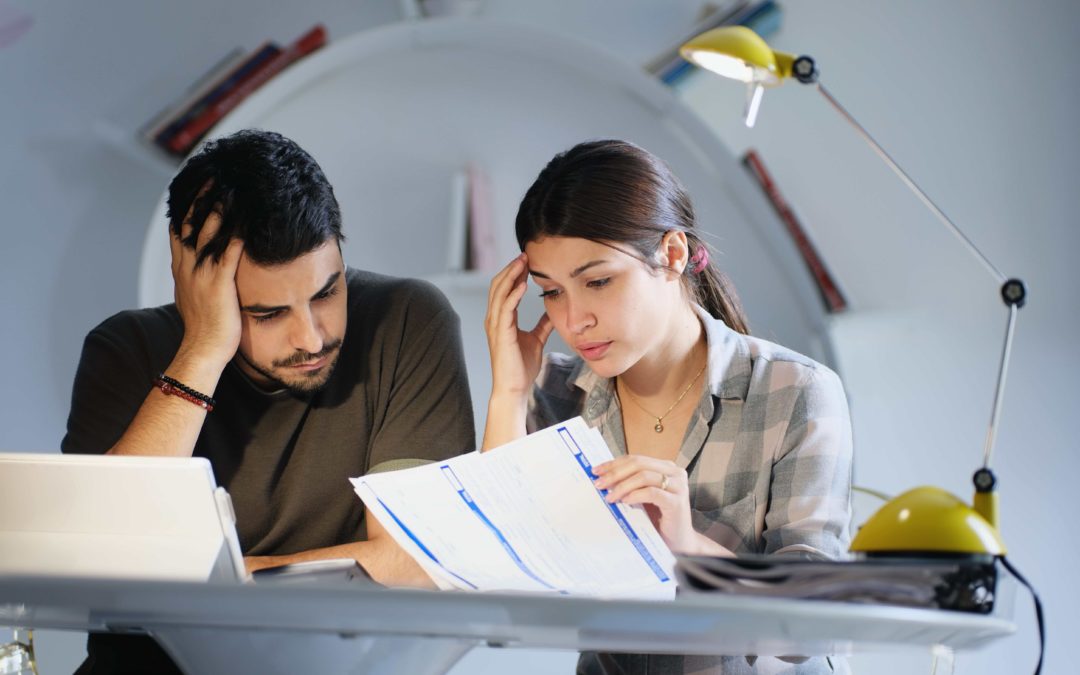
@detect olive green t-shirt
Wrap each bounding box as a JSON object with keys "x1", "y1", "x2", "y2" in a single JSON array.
[{"x1": 62, "y1": 268, "x2": 475, "y2": 555}]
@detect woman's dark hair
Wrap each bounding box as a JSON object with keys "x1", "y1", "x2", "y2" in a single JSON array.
[
  {"x1": 515, "y1": 139, "x2": 749, "y2": 334},
  {"x1": 166, "y1": 129, "x2": 344, "y2": 266}
]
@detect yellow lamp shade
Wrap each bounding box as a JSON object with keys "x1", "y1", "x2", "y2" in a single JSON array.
[
  {"x1": 850, "y1": 486, "x2": 1007, "y2": 556},
  {"x1": 679, "y1": 26, "x2": 794, "y2": 85}
]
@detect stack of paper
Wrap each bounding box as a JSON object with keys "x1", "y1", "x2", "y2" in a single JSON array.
[
  {"x1": 676, "y1": 555, "x2": 998, "y2": 613},
  {"x1": 351, "y1": 418, "x2": 676, "y2": 599}
]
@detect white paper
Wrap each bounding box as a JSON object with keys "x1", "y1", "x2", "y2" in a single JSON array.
[{"x1": 351, "y1": 417, "x2": 676, "y2": 599}]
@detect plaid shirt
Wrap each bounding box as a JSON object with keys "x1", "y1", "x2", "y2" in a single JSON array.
[{"x1": 528, "y1": 306, "x2": 853, "y2": 675}]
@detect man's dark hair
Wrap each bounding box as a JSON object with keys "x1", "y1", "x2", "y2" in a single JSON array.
[{"x1": 166, "y1": 129, "x2": 344, "y2": 266}]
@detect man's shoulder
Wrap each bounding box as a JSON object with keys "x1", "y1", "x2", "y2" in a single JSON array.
[
  {"x1": 87, "y1": 304, "x2": 183, "y2": 347},
  {"x1": 345, "y1": 269, "x2": 455, "y2": 321}
]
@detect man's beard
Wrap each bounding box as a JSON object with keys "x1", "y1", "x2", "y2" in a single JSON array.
[{"x1": 237, "y1": 337, "x2": 344, "y2": 395}]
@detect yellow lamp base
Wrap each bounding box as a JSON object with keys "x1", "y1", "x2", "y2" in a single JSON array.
[{"x1": 850, "y1": 486, "x2": 1006, "y2": 556}]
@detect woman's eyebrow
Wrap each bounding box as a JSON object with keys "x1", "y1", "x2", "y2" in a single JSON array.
[
  {"x1": 528, "y1": 260, "x2": 608, "y2": 280},
  {"x1": 570, "y1": 260, "x2": 607, "y2": 278}
]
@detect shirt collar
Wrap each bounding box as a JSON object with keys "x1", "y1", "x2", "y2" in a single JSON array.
[{"x1": 694, "y1": 304, "x2": 752, "y2": 401}]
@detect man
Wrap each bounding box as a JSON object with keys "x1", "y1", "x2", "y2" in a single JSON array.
[{"x1": 63, "y1": 129, "x2": 475, "y2": 673}]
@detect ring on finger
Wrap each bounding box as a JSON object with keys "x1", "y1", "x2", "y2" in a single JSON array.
[{"x1": 659, "y1": 474, "x2": 670, "y2": 491}]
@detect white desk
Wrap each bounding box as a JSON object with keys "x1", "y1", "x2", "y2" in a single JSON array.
[{"x1": 0, "y1": 575, "x2": 1014, "y2": 675}]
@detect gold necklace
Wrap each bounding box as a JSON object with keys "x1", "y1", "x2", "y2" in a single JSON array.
[{"x1": 619, "y1": 361, "x2": 707, "y2": 433}]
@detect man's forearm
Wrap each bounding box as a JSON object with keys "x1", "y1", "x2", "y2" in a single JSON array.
[{"x1": 107, "y1": 345, "x2": 229, "y2": 457}]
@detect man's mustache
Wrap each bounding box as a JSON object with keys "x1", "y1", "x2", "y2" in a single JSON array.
[{"x1": 273, "y1": 338, "x2": 343, "y2": 368}]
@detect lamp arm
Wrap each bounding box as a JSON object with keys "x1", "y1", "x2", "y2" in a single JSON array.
[
  {"x1": 813, "y1": 82, "x2": 1007, "y2": 284},
  {"x1": 808, "y1": 80, "x2": 1028, "y2": 521},
  {"x1": 984, "y1": 303, "x2": 1019, "y2": 469}
]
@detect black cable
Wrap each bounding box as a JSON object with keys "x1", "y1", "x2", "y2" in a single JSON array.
[{"x1": 1000, "y1": 556, "x2": 1044, "y2": 675}]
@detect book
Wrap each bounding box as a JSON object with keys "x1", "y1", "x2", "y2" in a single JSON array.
[
  {"x1": 252, "y1": 559, "x2": 379, "y2": 586},
  {"x1": 466, "y1": 163, "x2": 498, "y2": 271},
  {"x1": 151, "y1": 43, "x2": 282, "y2": 151},
  {"x1": 742, "y1": 150, "x2": 848, "y2": 313},
  {"x1": 139, "y1": 47, "x2": 248, "y2": 145},
  {"x1": 165, "y1": 24, "x2": 328, "y2": 156},
  {"x1": 446, "y1": 169, "x2": 469, "y2": 272},
  {"x1": 676, "y1": 554, "x2": 999, "y2": 613}
]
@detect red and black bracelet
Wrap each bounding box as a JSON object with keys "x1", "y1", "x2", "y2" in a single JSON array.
[{"x1": 153, "y1": 373, "x2": 216, "y2": 412}]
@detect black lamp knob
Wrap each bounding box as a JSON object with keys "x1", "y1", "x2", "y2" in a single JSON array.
[
  {"x1": 793, "y1": 56, "x2": 818, "y2": 84},
  {"x1": 1001, "y1": 278, "x2": 1027, "y2": 308},
  {"x1": 973, "y1": 467, "x2": 997, "y2": 493}
]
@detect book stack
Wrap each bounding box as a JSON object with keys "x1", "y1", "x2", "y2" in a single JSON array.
[
  {"x1": 140, "y1": 25, "x2": 328, "y2": 159},
  {"x1": 676, "y1": 554, "x2": 999, "y2": 613}
]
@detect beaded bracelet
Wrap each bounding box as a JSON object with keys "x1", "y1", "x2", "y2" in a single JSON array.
[{"x1": 154, "y1": 373, "x2": 216, "y2": 412}]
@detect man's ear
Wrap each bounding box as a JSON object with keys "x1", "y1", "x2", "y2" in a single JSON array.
[{"x1": 658, "y1": 230, "x2": 690, "y2": 275}]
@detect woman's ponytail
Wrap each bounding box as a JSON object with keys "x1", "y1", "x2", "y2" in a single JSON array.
[{"x1": 685, "y1": 233, "x2": 750, "y2": 335}]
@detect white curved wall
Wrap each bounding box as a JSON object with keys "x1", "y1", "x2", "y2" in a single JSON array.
[{"x1": 140, "y1": 18, "x2": 836, "y2": 437}]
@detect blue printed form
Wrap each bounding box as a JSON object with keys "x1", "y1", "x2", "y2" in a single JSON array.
[{"x1": 351, "y1": 417, "x2": 676, "y2": 599}]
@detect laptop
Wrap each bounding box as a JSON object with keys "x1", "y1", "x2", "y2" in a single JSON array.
[{"x1": 0, "y1": 453, "x2": 246, "y2": 582}]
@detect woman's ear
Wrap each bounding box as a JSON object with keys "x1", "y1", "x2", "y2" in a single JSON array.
[{"x1": 658, "y1": 230, "x2": 690, "y2": 276}]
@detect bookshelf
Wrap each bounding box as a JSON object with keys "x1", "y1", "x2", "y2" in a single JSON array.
[
  {"x1": 138, "y1": 17, "x2": 837, "y2": 437},
  {"x1": 92, "y1": 120, "x2": 178, "y2": 179}
]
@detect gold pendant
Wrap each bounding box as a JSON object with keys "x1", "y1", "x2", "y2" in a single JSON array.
[{"x1": 654, "y1": 421, "x2": 664, "y2": 433}]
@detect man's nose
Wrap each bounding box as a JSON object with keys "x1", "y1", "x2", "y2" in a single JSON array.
[{"x1": 289, "y1": 310, "x2": 324, "y2": 355}]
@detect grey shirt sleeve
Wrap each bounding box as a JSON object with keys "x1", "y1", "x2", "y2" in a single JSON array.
[
  {"x1": 62, "y1": 309, "x2": 178, "y2": 456},
  {"x1": 365, "y1": 281, "x2": 476, "y2": 470}
]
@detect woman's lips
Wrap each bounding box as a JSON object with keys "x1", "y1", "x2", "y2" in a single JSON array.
[{"x1": 577, "y1": 341, "x2": 612, "y2": 361}]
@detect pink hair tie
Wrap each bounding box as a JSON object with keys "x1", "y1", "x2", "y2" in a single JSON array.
[{"x1": 689, "y1": 245, "x2": 709, "y2": 274}]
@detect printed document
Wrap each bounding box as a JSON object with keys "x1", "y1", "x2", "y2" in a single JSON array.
[{"x1": 351, "y1": 417, "x2": 676, "y2": 599}]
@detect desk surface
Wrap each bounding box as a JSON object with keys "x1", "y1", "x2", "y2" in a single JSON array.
[{"x1": 0, "y1": 575, "x2": 1014, "y2": 658}]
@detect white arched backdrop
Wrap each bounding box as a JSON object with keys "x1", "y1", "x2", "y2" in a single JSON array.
[{"x1": 140, "y1": 18, "x2": 835, "y2": 440}]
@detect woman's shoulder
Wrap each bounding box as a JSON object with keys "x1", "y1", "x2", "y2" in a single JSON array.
[
  {"x1": 742, "y1": 333, "x2": 838, "y2": 381},
  {"x1": 535, "y1": 352, "x2": 586, "y2": 397},
  {"x1": 526, "y1": 353, "x2": 590, "y2": 432},
  {"x1": 700, "y1": 310, "x2": 843, "y2": 403},
  {"x1": 737, "y1": 334, "x2": 847, "y2": 420}
]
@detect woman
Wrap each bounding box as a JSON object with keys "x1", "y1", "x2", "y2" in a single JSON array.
[{"x1": 483, "y1": 140, "x2": 853, "y2": 674}]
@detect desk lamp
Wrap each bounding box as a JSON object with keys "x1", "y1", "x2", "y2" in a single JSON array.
[{"x1": 679, "y1": 26, "x2": 1027, "y2": 558}]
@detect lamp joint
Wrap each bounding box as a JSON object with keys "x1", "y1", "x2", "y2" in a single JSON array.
[
  {"x1": 973, "y1": 468, "x2": 997, "y2": 493},
  {"x1": 1000, "y1": 278, "x2": 1026, "y2": 308},
  {"x1": 793, "y1": 56, "x2": 818, "y2": 84}
]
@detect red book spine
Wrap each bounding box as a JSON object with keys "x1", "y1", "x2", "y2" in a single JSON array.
[
  {"x1": 742, "y1": 150, "x2": 848, "y2": 313},
  {"x1": 166, "y1": 25, "x2": 328, "y2": 155}
]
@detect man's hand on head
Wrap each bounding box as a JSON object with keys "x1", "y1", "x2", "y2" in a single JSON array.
[
  {"x1": 103, "y1": 209, "x2": 244, "y2": 458},
  {"x1": 170, "y1": 210, "x2": 244, "y2": 370}
]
